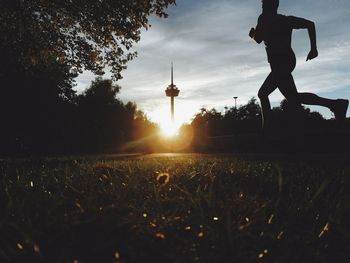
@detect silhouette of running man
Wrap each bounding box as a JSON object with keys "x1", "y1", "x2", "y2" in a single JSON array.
[{"x1": 249, "y1": 0, "x2": 348, "y2": 129}]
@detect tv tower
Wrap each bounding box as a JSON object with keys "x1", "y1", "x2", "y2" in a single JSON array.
[{"x1": 165, "y1": 62, "x2": 180, "y2": 121}]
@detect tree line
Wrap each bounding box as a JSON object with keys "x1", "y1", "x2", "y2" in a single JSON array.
[
  {"x1": 0, "y1": 77, "x2": 158, "y2": 155},
  {"x1": 187, "y1": 98, "x2": 349, "y2": 152},
  {"x1": 0, "y1": 75, "x2": 346, "y2": 155}
]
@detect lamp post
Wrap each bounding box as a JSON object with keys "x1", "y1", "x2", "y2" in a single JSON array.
[{"x1": 233, "y1": 96, "x2": 238, "y2": 110}]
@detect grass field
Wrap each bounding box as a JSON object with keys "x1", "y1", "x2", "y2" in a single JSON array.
[{"x1": 1, "y1": 153, "x2": 350, "y2": 262}]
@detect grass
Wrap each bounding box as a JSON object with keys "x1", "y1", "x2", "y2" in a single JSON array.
[{"x1": 1, "y1": 154, "x2": 350, "y2": 262}]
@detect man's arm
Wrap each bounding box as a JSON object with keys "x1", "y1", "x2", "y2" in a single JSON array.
[
  {"x1": 249, "y1": 16, "x2": 263, "y2": 44},
  {"x1": 289, "y1": 16, "x2": 318, "y2": 61}
]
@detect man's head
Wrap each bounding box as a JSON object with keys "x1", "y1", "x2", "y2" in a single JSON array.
[{"x1": 262, "y1": 0, "x2": 279, "y2": 13}]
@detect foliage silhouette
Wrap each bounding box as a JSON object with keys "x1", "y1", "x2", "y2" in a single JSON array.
[
  {"x1": 189, "y1": 97, "x2": 349, "y2": 153},
  {"x1": 0, "y1": 55, "x2": 77, "y2": 154},
  {"x1": 75, "y1": 78, "x2": 158, "y2": 153},
  {"x1": 0, "y1": 0, "x2": 175, "y2": 80},
  {"x1": 0, "y1": 75, "x2": 157, "y2": 155},
  {"x1": 0, "y1": 0, "x2": 174, "y2": 155},
  {"x1": 77, "y1": 78, "x2": 125, "y2": 152}
]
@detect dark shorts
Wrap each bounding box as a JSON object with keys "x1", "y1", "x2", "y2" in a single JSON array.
[
  {"x1": 267, "y1": 50, "x2": 296, "y2": 74},
  {"x1": 259, "y1": 50, "x2": 299, "y2": 105}
]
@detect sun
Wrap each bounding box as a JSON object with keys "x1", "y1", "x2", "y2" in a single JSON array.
[
  {"x1": 160, "y1": 120, "x2": 179, "y2": 137},
  {"x1": 148, "y1": 102, "x2": 198, "y2": 137}
]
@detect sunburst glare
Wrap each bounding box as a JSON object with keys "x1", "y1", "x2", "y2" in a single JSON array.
[
  {"x1": 149, "y1": 102, "x2": 198, "y2": 136},
  {"x1": 160, "y1": 120, "x2": 180, "y2": 137}
]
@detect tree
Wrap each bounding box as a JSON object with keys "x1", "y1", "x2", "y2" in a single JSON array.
[
  {"x1": 271, "y1": 99, "x2": 326, "y2": 129},
  {"x1": 77, "y1": 77, "x2": 125, "y2": 152},
  {"x1": 236, "y1": 97, "x2": 261, "y2": 121},
  {"x1": 0, "y1": 0, "x2": 176, "y2": 81},
  {"x1": 130, "y1": 107, "x2": 158, "y2": 140},
  {"x1": 0, "y1": 53, "x2": 78, "y2": 154},
  {"x1": 76, "y1": 77, "x2": 157, "y2": 153}
]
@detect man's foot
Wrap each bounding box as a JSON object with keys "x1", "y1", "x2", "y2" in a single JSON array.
[{"x1": 331, "y1": 99, "x2": 349, "y2": 123}]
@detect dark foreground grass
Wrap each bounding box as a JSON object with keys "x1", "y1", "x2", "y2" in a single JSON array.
[{"x1": 1, "y1": 154, "x2": 350, "y2": 262}]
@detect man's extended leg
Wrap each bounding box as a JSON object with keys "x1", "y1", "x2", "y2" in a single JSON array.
[
  {"x1": 298, "y1": 92, "x2": 348, "y2": 121},
  {"x1": 258, "y1": 72, "x2": 278, "y2": 129},
  {"x1": 298, "y1": 92, "x2": 333, "y2": 107}
]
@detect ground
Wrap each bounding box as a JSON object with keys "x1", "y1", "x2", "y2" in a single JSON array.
[{"x1": 1, "y1": 153, "x2": 350, "y2": 262}]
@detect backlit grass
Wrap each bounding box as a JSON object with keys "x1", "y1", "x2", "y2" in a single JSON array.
[{"x1": 1, "y1": 154, "x2": 349, "y2": 262}]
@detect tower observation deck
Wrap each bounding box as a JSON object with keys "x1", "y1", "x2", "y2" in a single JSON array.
[{"x1": 165, "y1": 63, "x2": 180, "y2": 121}]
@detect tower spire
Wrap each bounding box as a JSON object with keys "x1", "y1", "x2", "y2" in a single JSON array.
[{"x1": 171, "y1": 61, "x2": 174, "y2": 86}]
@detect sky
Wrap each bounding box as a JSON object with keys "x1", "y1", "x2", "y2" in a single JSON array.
[{"x1": 75, "y1": 0, "x2": 350, "y2": 127}]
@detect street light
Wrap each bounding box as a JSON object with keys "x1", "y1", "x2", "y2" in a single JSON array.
[{"x1": 233, "y1": 96, "x2": 238, "y2": 109}]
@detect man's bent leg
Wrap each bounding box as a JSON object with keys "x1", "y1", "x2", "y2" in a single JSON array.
[
  {"x1": 276, "y1": 72, "x2": 304, "y2": 128},
  {"x1": 258, "y1": 72, "x2": 278, "y2": 129},
  {"x1": 276, "y1": 72, "x2": 301, "y2": 110}
]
